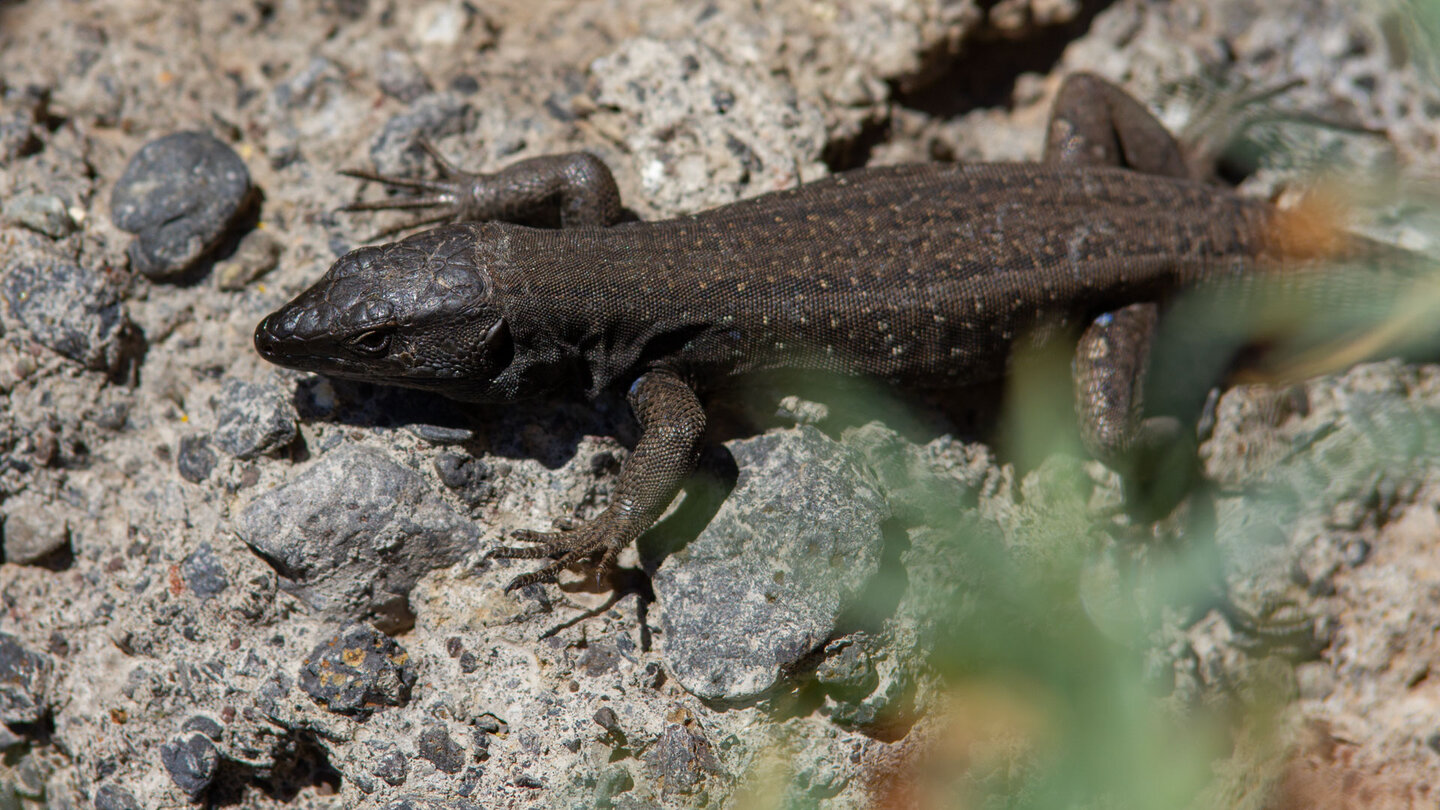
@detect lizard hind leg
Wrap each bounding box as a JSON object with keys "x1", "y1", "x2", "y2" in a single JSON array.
[{"x1": 1043, "y1": 72, "x2": 1190, "y2": 179}]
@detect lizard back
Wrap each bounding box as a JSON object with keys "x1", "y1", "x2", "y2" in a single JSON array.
[{"x1": 489, "y1": 162, "x2": 1273, "y2": 393}]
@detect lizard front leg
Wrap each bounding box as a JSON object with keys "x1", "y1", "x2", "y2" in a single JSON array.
[
  {"x1": 488, "y1": 367, "x2": 706, "y2": 592},
  {"x1": 343, "y1": 140, "x2": 623, "y2": 235}
]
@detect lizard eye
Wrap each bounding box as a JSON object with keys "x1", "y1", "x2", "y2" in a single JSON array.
[{"x1": 347, "y1": 328, "x2": 392, "y2": 357}]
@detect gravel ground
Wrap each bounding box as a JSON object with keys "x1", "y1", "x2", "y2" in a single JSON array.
[{"x1": 2, "y1": 0, "x2": 1440, "y2": 808}]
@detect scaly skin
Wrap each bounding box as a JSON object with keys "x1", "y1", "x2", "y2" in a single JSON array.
[{"x1": 254, "y1": 74, "x2": 1387, "y2": 591}]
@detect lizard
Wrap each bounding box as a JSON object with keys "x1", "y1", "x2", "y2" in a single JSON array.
[{"x1": 254, "y1": 73, "x2": 1409, "y2": 592}]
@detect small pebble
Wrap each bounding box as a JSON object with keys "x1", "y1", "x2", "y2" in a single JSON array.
[
  {"x1": 159, "y1": 731, "x2": 219, "y2": 798},
  {"x1": 111, "y1": 131, "x2": 254, "y2": 280},
  {"x1": 3, "y1": 194, "x2": 77, "y2": 238},
  {"x1": 214, "y1": 230, "x2": 282, "y2": 291}
]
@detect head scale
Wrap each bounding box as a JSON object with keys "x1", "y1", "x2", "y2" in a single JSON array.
[{"x1": 254, "y1": 225, "x2": 514, "y2": 399}]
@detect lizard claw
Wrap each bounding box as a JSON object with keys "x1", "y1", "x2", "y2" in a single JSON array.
[
  {"x1": 340, "y1": 138, "x2": 478, "y2": 238},
  {"x1": 487, "y1": 520, "x2": 625, "y2": 592}
]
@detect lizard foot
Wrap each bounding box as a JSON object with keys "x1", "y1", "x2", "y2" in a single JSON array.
[
  {"x1": 486, "y1": 524, "x2": 625, "y2": 592},
  {"x1": 340, "y1": 138, "x2": 475, "y2": 238}
]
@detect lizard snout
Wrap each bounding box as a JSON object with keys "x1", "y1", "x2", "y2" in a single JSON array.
[{"x1": 253, "y1": 312, "x2": 293, "y2": 361}]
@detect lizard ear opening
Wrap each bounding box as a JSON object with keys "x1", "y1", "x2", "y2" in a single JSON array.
[{"x1": 479, "y1": 317, "x2": 513, "y2": 374}]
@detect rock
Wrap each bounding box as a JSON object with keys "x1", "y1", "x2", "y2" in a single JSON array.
[
  {"x1": 2, "y1": 492, "x2": 70, "y2": 565},
  {"x1": 368, "y1": 93, "x2": 474, "y2": 177},
  {"x1": 595, "y1": 765, "x2": 635, "y2": 806},
  {"x1": 370, "y1": 742, "x2": 409, "y2": 786},
  {"x1": 0, "y1": 722, "x2": 23, "y2": 751},
  {"x1": 211, "y1": 378, "x2": 298, "y2": 459},
  {"x1": 180, "y1": 543, "x2": 229, "y2": 601},
  {"x1": 91, "y1": 783, "x2": 141, "y2": 810},
  {"x1": 1, "y1": 238, "x2": 128, "y2": 371},
  {"x1": 644, "y1": 724, "x2": 720, "y2": 796},
  {"x1": 433, "y1": 452, "x2": 493, "y2": 507},
  {"x1": 0, "y1": 90, "x2": 41, "y2": 162},
  {"x1": 380, "y1": 799, "x2": 482, "y2": 810},
  {"x1": 214, "y1": 230, "x2": 282, "y2": 291},
  {"x1": 0, "y1": 634, "x2": 51, "y2": 725},
  {"x1": 589, "y1": 37, "x2": 828, "y2": 216},
  {"x1": 180, "y1": 714, "x2": 224, "y2": 741},
  {"x1": 159, "y1": 730, "x2": 220, "y2": 798},
  {"x1": 110, "y1": 131, "x2": 254, "y2": 280},
  {"x1": 376, "y1": 50, "x2": 433, "y2": 103},
  {"x1": 298, "y1": 623, "x2": 416, "y2": 716},
  {"x1": 417, "y1": 723, "x2": 464, "y2": 774},
  {"x1": 236, "y1": 444, "x2": 480, "y2": 629},
  {"x1": 653, "y1": 427, "x2": 888, "y2": 701},
  {"x1": 176, "y1": 435, "x2": 217, "y2": 483},
  {"x1": 3, "y1": 194, "x2": 77, "y2": 238}
]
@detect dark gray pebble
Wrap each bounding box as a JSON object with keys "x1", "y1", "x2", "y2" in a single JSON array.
[
  {"x1": 159, "y1": 730, "x2": 219, "y2": 798},
  {"x1": 92, "y1": 783, "x2": 141, "y2": 810},
  {"x1": 372, "y1": 745, "x2": 409, "y2": 786},
  {"x1": 180, "y1": 714, "x2": 224, "y2": 741},
  {"x1": 0, "y1": 633, "x2": 52, "y2": 725},
  {"x1": 298, "y1": 623, "x2": 416, "y2": 716},
  {"x1": 405, "y1": 423, "x2": 474, "y2": 445},
  {"x1": 176, "y1": 435, "x2": 217, "y2": 483},
  {"x1": 0, "y1": 93, "x2": 40, "y2": 162},
  {"x1": 2, "y1": 241, "x2": 128, "y2": 371},
  {"x1": 212, "y1": 378, "x2": 298, "y2": 459},
  {"x1": 417, "y1": 723, "x2": 464, "y2": 774},
  {"x1": 110, "y1": 131, "x2": 254, "y2": 280},
  {"x1": 644, "y1": 724, "x2": 720, "y2": 795},
  {"x1": 181, "y1": 543, "x2": 229, "y2": 601}
]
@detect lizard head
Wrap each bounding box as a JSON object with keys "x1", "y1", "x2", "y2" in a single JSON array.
[{"x1": 254, "y1": 224, "x2": 517, "y2": 400}]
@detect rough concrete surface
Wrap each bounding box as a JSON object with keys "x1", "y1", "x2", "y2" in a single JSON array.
[{"x1": 2, "y1": 0, "x2": 1440, "y2": 807}]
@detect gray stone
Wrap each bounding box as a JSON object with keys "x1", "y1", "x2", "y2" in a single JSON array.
[
  {"x1": 644, "y1": 724, "x2": 720, "y2": 796},
  {"x1": 653, "y1": 427, "x2": 888, "y2": 701},
  {"x1": 236, "y1": 444, "x2": 480, "y2": 628},
  {"x1": 369, "y1": 93, "x2": 474, "y2": 177},
  {"x1": 159, "y1": 730, "x2": 219, "y2": 798},
  {"x1": 0, "y1": 634, "x2": 51, "y2": 725},
  {"x1": 1, "y1": 240, "x2": 128, "y2": 370},
  {"x1": 0, "y1": 722, "x2": 21, "y2": 751},
  {"x1": 181, "y1": 543, "x2": 229, "y2": 601},
  {"x1": 371, "y1": 743, "x2": 409, "y2": 786},
  {"x1": 214, "y1": 230, "x2": 282, "y2": 291},
  {"x1": 298, "y1": 623, "x2": 416, "y2": 716},
  {"x1": 381, "y1": 799, "x2": 482, "y2": 810},
  {"x1": 433, "y1": 452, "x2": 493, "y2": 507},
  {"x1": 91, "y1": 784, "x2": 141, "y2": 810},
  {"x1": 376, "y1": 50, "x2": 433, "y2": 103},
  {"x1": 417, "y1": 723, "x2": 464, "y2": 774},
  {"x1": 2, "y1": 492, "x2": 70, "y2": 565},
  {"x1": 176, "y1": 435, "x2": 217, "y2": 484},
  {"x1": 0, "y1": 91, "x2": 40, "y2": 162},
  {"x1": 595, "y1": 765, "x2": 635, "y2": 806},
  {"x1": 3, "y1": 194, "x2": 76, "y2": 238},
  {"x1": 212, "y1": 378, "x2": 298, "y2": 459},
  {"x1": 110, "y1": 131, "x2": 254, "y2": 279},
  {"x1": 180, "y1": 714, "x2": 224, "y2": 741}
]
